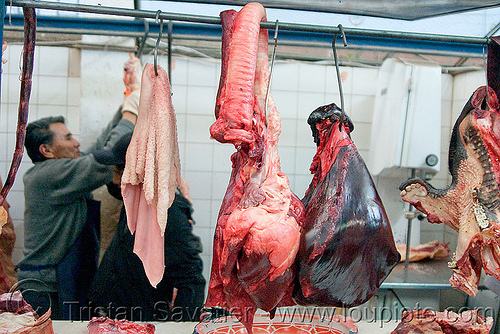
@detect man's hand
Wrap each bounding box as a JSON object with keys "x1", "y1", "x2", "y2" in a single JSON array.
[{"x1": 123, "y1": 54, "x2": 142, "y2": 96}]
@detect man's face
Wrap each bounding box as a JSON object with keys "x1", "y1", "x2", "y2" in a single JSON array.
[{"x1": 42, "y1": 122, "x2": 81, "y2": 159}]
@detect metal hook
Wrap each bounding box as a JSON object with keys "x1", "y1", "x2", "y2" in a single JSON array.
[
  {"x1": 265, "y1": 19, "x2": 279, "y2": 126},
  {"x1": 136, "y1": 18, "x2": 149, "y2": 59},
  {"x1": 167, "y1": 20, "x2": 173, "y2": 83},
  {"x1": 154, "y1": 9, "x2": 164, "y2": 76},
  {"x1": 483, "y1": 39, "x2": 489, "y2": 100},
  {"x1": 332, "y1": 24, "x2": 347, "y2": 131}
]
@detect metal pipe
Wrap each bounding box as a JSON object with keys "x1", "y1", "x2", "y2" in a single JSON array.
[{"x1": 8, "y1": 0, "x2": 489, "y2": 45}]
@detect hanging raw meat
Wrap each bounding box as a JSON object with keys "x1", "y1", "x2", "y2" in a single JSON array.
[
  {"x1": 121, "y1": 63, "x2": 181, "y2": 287},
  {"x1": 400, "y1": 86, "x2": 500, "y2": 297},
  {"x1": 205, "y1": 3, "x2": 305, "y2": 333},
  {"x1": 294, "y1": 103, "x2": 400, "y2": 307}
]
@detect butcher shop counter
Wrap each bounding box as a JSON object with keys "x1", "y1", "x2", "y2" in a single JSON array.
[
  {"x1": 52, "y1": 319, "x2": 401, "y2": 333},
  {"x1": 380, "y1": 258, "x2": 487, "y2": 290}
]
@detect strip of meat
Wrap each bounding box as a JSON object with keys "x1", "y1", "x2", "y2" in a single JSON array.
[
  {"x1": 214, "y1": 10, "x2": 237, "y2": 119},
  {"x1": 294, "y1": 103, "x2": 400, "y2": 307},
  {"x1": 400, "y1": 86, "x2": 500, "y2": 297},
  {"x1": 209, "y1": 2, "x2": 266, "y2": 147},
  {"x1": 205, "y1": 3, "x2": 305, "y2": 333},
  {"x1": 0, "y1": 8, "x2": 36, "y2": 229},
  {"x1": 396, "y1": 240, "x2": 450, "y2": 262},
  {"x1": 121, "y1": 63, "x2": 181, "y2": 287}
]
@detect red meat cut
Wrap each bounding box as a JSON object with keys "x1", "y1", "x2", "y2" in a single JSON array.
[
  {"x1": 294, "y1": 103, "x2": 400, "y2": 307},
  {"x1": 205, "y1": 3, "x2": 305, "y2": 333}
]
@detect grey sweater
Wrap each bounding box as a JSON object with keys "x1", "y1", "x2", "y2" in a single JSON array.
[{"x1": 17, "y1": 115, "x2": 134, "y2": 291}]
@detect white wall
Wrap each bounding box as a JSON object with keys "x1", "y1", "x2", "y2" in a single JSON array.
[{"x1": 0, "y1": 45, "x2": 487, "y2": 288}]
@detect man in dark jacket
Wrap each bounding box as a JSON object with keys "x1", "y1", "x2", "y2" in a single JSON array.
[{"x1": 88, "y1": 136, "x2": 206, "y2": 322}]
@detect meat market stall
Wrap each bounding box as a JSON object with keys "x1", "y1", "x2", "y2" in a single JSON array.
[{"x1": 1, "y1": 1, "x2": 500, "y2": 334}]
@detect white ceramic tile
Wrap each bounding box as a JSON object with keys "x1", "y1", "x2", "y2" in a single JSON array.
[
  {"x1": 6, "y1": 190, "x2": 24, "y2": 221},
  {"x1": 38, "y1": 47, "x2": 69, "y2": 76},
  {"x1": 212, "y1": 144, "x2": 234, "y2": 172},
  {"x1": 295, "y1": 147, "x2": 316, "y2": 177},
  {"x1": 272, "y1": 61, "x2": 300, "y2": 91},
  {"x1": 192, "y1": 226, "x2": 213, "y2": 256},
  {"x1": 350, "y1": 122, "x2": 372, "y2": 150},
  {"x1": 211, "y1": 171, "x2": 231, "y2": 202},
  {"x1": 279, "y1": 118, "x2": 297, "y2": 147},
  {"x1": 296, "y1": 121, "x2": 314, "y2": 148},
  {"x1": 184, "y1": 170, "x2": 213, "y2": 200},
  {"x1": 186, "y1": 86, "x2": 217, "y2": 115},
  {"x1": 191, "y1": 199, "x2": 211, "y2": 227},
  {"x1": 7, "y1": 74, "x2": 21, "y2": 105},
  {"x1": 297, "y1": 91, "x2": 326, "y2": 119},
  {"x1": 67, "y1": 77, "x2": 81, "y2": 106},
  {"x1": 0, "y1": 103, "x2": 8, "y2": 132},
  {"x1": 6, "y1": 44, "x2": 23, "y2": 75},
  {"x1": 352, "y1": 67, "x2": 379, "y2": 96},
  {"x1": 171, "y1": 57, "x2": 189, "y2": 86},
  {"x1": 184, "y1": 143, "x2": 214, "y2": 172},
  {"x1": 38, "y1": 76, "x2": 68, "y2": 105},
  {"x1": 272, "y1": 90, "x2": 299, "y2": 119},
  {"x1": 176, "y1": 113, "x2": 187, "y2": 144},
  {"x1": 441, "y1": 74, "x2": 453, "y2": 101},
  {"x1": 37, "y1": 105, "x2": 67, "y2": 120},
  {"x1": 299, "y1": 63, "x2": 326, "y2": 93},
  {"x1": 278, "y1": 146, "x2": 296, "y2": 175},
  {"x1": 171, "y1": 84, "x2": 188, "y2": 115},
  {"x1": 326, "y1": 66, "x2": 353, "y2": 95},
  {"x1": 211, "y1": 200, "x2": 223, "y2": 227},
  {"x1": 187, "y1": 58, "x2": 217, "y2": 87},
  {"x1": 350, "y1": 94, "x2": 375, "y2": 124},
  {"x1": 294, "y1": 174, "x2": 312, "y2": 199},
  {"x1": 185, "y1": 114, "x2": 214, "y2": 143},
  {"x1": 0, "y1": 75, "x2": 8, "y2": 104},
  {"x1": 0, "y1": 133, "x2": 7, "y2": 162}
]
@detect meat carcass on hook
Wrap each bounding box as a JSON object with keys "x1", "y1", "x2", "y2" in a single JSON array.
[
  {"x1": 400, "y1": 86, "x2": 500, "y2": 297},
  {"x1": 205, "y1": 3, "x2": 305, "y2": 332},
  {"x1": 294, "y1": 103, "x2": 400, "y2": 307},
  {"x1": 121, "y1": 63, "x2": 181, "y2": 287}
]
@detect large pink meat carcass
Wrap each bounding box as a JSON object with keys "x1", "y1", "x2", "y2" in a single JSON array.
[
  {"x1": 121, "y1": 63, "x2": 181, "y2": 287},
  {"x1": 205, "y1": 3, "x2": 305, "y2": 332}
]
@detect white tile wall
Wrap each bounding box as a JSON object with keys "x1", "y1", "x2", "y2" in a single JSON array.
[{"x1": 0, "y1": 45, "x2": 488, "y2": 293}]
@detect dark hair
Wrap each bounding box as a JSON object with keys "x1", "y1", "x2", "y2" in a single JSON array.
[{"x1": 25, "y1": 116, "x2": 66, "y2": 163}]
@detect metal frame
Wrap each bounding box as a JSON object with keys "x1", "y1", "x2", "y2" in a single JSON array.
[{"x1": 3, "y1": 0, "x2": 491, "y2": 59}]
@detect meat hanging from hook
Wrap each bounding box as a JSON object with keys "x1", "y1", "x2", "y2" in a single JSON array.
[
  {"x1": 0, "y1": 7, "x2": 36, "y2": 229},
  {"x1": 332, "y1": 24, "x2": 347, "y2": 131},
  {"x1": 154, "y1": 9, "x2": 164, "y2": 76}
]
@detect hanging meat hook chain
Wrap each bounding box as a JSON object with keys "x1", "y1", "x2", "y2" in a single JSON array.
[
  {"x1": 154, "y1": 9, "x2": 163, "y2": 76},
  {"x1": 0, "y1": 7, "x2": 36, "y2": 205},
  {"x1": 332, "y1": 24, "x2": 347, "y2": 131},
  {"x1": 265, "y1": 19, "x2": 279, "y2": 126}
]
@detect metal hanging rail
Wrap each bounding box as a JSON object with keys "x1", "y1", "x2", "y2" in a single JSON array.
[{"x1": 8, "y1": 0, "x2": 490, "y2": 47}]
